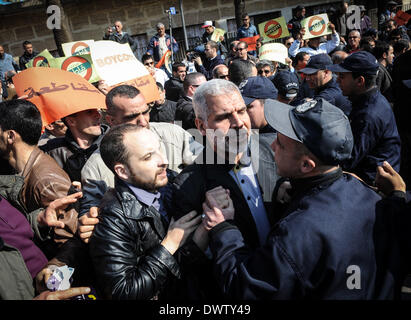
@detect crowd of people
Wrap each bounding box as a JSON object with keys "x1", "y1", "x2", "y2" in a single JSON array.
[{"x1": 0, "y1": 0, "x2": 411, "y2": 301}]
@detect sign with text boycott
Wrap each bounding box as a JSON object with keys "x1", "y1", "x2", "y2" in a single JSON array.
[
  {"x1": 259, "y1": 43, "x2": 288, "y2": 65},
  {"x1": 49, "y1": 54, "x2": 100, "y2": 83},
  {"x1": 90, "y1": 40, "x2": 159, "y2": 103},
  {"x1": 25, "y1": 49, "x2": 54, "y2": 68},
  {"x1": 13, "y1": 68, "x2": 106, "y2": 127},
  {"x1": 62, "y1": 40, "x2": 95, "y2": 57},
  {"x1": 301, "y1": 14, "x2": 331, "y2": 40},
  {"x1": 258, "y1": 16, "x2": 290, "y2": 41}
]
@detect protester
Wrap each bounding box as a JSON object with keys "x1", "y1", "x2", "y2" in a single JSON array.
[
  {"x1": 256, "y1": 60, "x2": 277, "y2": 79},
  {"x1": 201, "y1": 98, "x2": 404, "y2": 299},
  {"x1": 328, "y1": 51, "x2": 401, "y2": 184},
  {"x1": 147, "y1": 23, "x2": 179, "y2": 65},
  {"x1": 228, "y1": 59, "x2": 257, "y2": 86},
  {"x1": 287, "y1": 5, "x2": 306, "y2": 39},
  {"x1": 236, "y1": 13, "x2": 259, "y2": 56},
  {"x1": 40, "y1": 109, "x2": 108, "y2": 182},
  {"x1": 164, "y1": 62, "x2": 186, "y2": 102},
  {"x1": 224, "y1": 40, "x2": 239, "y2": 65},
  {"x1": 103, "y1": 20, "x2": 137, "y2": 51},
  {"x1": 344, "y1": 30, "x2": 362, "y2": 54},
  {"x1": 329, "y1": 0, "x2": 349, "y2": 43},
  {"x1": 0, "y1": 45, "x2": 19, "y2": 81},
  {"x1": 198, "y1": 21, "x2": 228, "y2": 58},
  {"x1": 212, "y1": 64, "x2": 229, "y2": 80},
  {"x1": 19, "y1": 41, "x2": 38, "y2": 71},
  {"x1": 149, "y1": 82, "x2": 177, "y2": 123},
  {"x1": 194, "y1": 41, "x2": 224, "y2": 80},
  {"x1": 374, "y1": 40, "x2": 394, "y2": 103},
  {"x1": 88, "y1": 124, "x2": 201, "y2": 300},
  {"x1": 359, "y1": 5, "x2": 372, "y2": 35},
  {"x1": 232, "y1": 41, "x2": 258, "y2": 64},
  {"x1": 38, "y1": 120, "x2": 67, "y2": 147},
  {"x1": 379, "y1": 1, "x2": 398, "y2": 29},
  {"x1": 175, "y1": 72, "x2": 207, "y2": 130},
  {"x1": 141, "y1": 53, "x2": 169, "y2": 86},
  {"x1": 289, "y1": 22, "x2": 340, "y2": 57}
]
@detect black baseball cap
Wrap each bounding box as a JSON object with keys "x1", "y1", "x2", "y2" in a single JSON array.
[
  {"x1": 239, "y1": 76, "x2": 278, "y2": 105},
  {"x1": 300, "y1": 53, "x2": 333, "y2": 74},
  {"x1": 272, "y1": 71, "x2": 299, "y2": 99},
  {"x1": 264, "y1": 98, "x2": 353, "y2": 165},
  {"x1": 327, "y1": 51, "x2": 379, "y2": 75}
]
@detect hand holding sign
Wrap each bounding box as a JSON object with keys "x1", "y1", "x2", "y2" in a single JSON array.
[{"x1": 301, "y1": 14, "x2": 332, "y2": 40}]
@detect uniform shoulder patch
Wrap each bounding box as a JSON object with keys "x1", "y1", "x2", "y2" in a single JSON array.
[{"x1": 295, "y1": 100, "x2": 317, "y2": 113}]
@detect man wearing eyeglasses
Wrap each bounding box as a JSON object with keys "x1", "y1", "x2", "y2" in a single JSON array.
[
  {"x1": 212, "y1": 64, "x2": 229, "y2": 80},
  {"x1": 230, "y1": 41, "x2": 258, "y2": 65},
  {"x1": 256, "y1": 60, "x2": 277, "y2": 79},
  {"x1": 344, "y1": 30, "x2": 361, "y2": 54},
  {"x1": 237, "y1": 13, "x2": 259, "y2": 57},
  {"x1": 141, "y1": 53, "x2": 169, "y2": 87}
]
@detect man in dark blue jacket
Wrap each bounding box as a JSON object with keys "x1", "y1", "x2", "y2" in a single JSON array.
[
  {"x1": 201, "y1": 98, "x2": 404, "y2": 299},
  {"x1": 328, "y1": 51, "x2": 401, "y2": 185},
  {"x1": 299, "y1": 53, "x2": 352, "y2": 116},
  {"x1": 194, "y1": 41, "x2": 224, "y2": 80}
]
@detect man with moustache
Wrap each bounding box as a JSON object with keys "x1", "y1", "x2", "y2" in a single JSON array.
[
  {"x1": 89, "y1": 124, "x2": 201, "y2": 300},
  {"x1": 169, "y1": 79, "x2": 279, "y2": 299}
]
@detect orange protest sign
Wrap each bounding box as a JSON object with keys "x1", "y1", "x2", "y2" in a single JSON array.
[
  {"x1": 13, "y1": 67, "x2": 106, "y2": 127},
  {"x1": 108, "y1": 74, "x2": 159, "y2": 104},
  {"x1": 394, "y1": 10, "x2": 411, "y2": 26},
  {"x1": 239, "y1": 35, "x2": 260, "y2": 51}
]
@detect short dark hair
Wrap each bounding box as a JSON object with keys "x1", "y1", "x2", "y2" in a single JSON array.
[
  {"x1": 351, "y1": 71, "x2": 377, "y2": 89},
  {"x1": 228, "y1": 59, "x2": 256, "y2": 86},
  {"x1": 373, "y1": 40, "x2": 391, "y2": 60},
  {"x1": 0, "y1": 99, "x2": 42, "y2": 145},
  {"x1": 206, "y1": 40, "x2": 219, "y2": 51},
  {"x1": 105, "y1": 85, "x2": 141, "y2": 115},
  {"x1": 359, "y1": 36, "x2": 375, "y2": 53},
  {"x1": 100, "y1": 123, "x2": 141, "y2": 174},
  {"x1": 172, "y1": 62, "x2": 186, "y2": 73},
  {"x1": 141, "y1": 53, "x2": 153, "y2": 63},
  {"x1": 22, "y1": 40, "x2": 32, "y2": 48},
  {"x1": 393, "y1": 39, "x2": 410, "y2": 54},
  {"x1": 241, "y1": 13, "x2": 249, "y2": 19},
  {"x1": 183, "y1": 72, "x2": 205, "y2": 93},
  {"x1": 292, "y1": 51, "x2": 309, "y2": 67}
]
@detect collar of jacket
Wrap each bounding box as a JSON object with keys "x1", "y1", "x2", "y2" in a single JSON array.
[
  {"x1": 315, "y1": 77, "x2": 337, "y2": 95},
  {"x1": 290, "y1": 167, "x2": 343, "y2": 198},
  {"x1": 114, "y1": 177, "x2": 168, "y2": 236},
  {"x1": 349, "y1": 86, "x2": 378, "y2": 107}
]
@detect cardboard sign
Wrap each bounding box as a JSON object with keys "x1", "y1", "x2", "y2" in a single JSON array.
[
  {"x1": 13, "y1": 68, "x2": 106, "y2": 127},
  {"x1": 90, "y1": 40, "x2": 159, "y2": 103},
  {"x1": 239, "y1": 35, "x2": 260, "y2": 51},
  {"x1": 25, "y1": 49, "x2": 54, "y2": 68},
  {"x1": 301, "y1": 14, "x2": 331, "y2": 40},
  {"x1": 49, "y1": 54, "x2": 100, "y2": 83},
  {"x1": 211, "y1": 28, "x2": 226, "y2": 42},
  {"x1": 258, "y1": 17, "x2": 290, "y2": 41},
  {"x1": 258, "y1": 43, "x2": 288, "y2": 65},
  {"x1": 394, "y1": 10, "x2": 411, "y2": 26},
  {"x1": 62, "y1": 40, "x2": 95, "y2": 57}
]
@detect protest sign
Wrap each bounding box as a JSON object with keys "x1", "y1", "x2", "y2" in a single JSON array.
[
  {"x1": 90, "y1": 40, "x2": 159, "y2": 103},
  {"x1": 211, "y1": 28, "x2": 226, "y2": 42},
  {"x1": 394, "y1": 10, "x2": 411, "y2": 26},
  {"x1": 239, "y1": 35, "x2": 260, "y2": 51},
  {"x1": 13, "y1": 68, "x2": 106, "y2": 127},
  {"x1": 25, "y1": 49, "x2": 54, "y2": 68},
  {"x1": 155, "y1": 50, "x2": 172, "y2": 74},
  {"x1": 62, "y1": 40, "x2": 95, "y2": 57},
  {"x1": 258, "y1": 43, "x2": 288, "y2": 64},
  {"x1": 301, "y1": 14, "x2": 331, "y2": 40},
  {"x1": 258, "y1": 17, "x2": 290, "y2": 41},
  {"x1": 49, "y1": 54, "x2": 100, "y2": 83}
]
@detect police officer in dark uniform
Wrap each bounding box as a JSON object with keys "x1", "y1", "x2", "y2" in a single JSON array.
[
  {"x1": 200, "y1": 98, "x2": 403, "y2": 299},
  {"x1": 299, "y1": 53, "x2": 352, "y2": 116},
  {"x1": 328, "y1": 51, "x2": 401, "y2": 185}
]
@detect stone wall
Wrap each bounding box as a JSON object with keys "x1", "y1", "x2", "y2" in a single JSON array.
[{"x1": 1, "y1": 0, "x2": 344, "y2": 57}]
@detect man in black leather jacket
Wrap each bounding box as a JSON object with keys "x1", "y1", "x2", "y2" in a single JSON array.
[{"x1": 88, "y1": 124, "x2": 201, "y2": 300}]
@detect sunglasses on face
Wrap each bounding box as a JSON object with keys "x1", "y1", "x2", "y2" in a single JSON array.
[{"x1": 258, "y1": 69, "x2": 271, "y2": 75}]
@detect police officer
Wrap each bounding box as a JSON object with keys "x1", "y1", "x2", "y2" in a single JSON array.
[
  {"x1": 328, "y1": 51, "x2": 401, "y2": 185},
  {"x1": 200, "y1": 98, "x2": 403, "y2": 299},
  {"x1": 299, "y1": 53, "x2": 352, "y2": 116},
  {"x1": 272, "y1": 70, "x2": 299, "y2": 104}
]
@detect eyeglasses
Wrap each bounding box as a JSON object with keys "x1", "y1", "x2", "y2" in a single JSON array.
[
  {"x1": 237, "y1": 47, "x2": 247, "y2": 51},
  {"x1": 218, "y1": 75, "x2": 229, "y2": 79},
  {"x1": 258, "y1": 69, "x2": 271, "y2": 75},
  {"x1": 348, "y1": 36, "x2": 359, "y2": 39}
]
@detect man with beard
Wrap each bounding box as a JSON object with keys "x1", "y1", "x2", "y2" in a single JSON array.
[
  {"x1": 89, "y1": 124, "x2": 201, "y2": 300},
  {"x1": 19, "y1": 41, "x2": 39, "y2": 71},
  {"x1": 169, "y1": 79, "x2": 279, "y2": 299}
]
